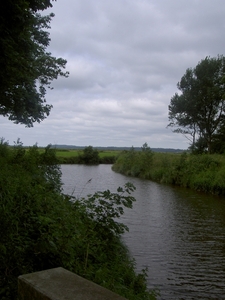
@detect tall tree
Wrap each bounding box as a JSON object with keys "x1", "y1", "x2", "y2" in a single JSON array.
[
  {"x1": 0, "y1": 0, "x2": 69, "y2": 127},
  {"x1": 168, "y1": 55, "x2": 225, "y2": 153},
  {"x1": 210, "y1": 118, "x2": 225, "y2": 153}
]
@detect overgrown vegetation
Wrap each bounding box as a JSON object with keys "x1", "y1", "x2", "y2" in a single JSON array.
[
  {"x1": 112, "y1": 144, "x2": 225, "y2": 196},
  {"x1": 0, "y1": 140, "x2": 157, "y2": 300}
]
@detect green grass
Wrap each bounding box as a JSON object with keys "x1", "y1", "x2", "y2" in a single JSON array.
[
  {"x1": 34, "y1": 149, "x2": 120, "y2": 158},
  {"x1": 113, "y1": 150, "x2": 225, "y2": 196},
  {"x1": 55, "y1": 149, "x2": 82, "y2": 158},
  {"x1": 55, "y1": 149, "x2": 121, "y2": 164},
  {"x1": 98, "y1": 150, "x2": 121, "y2": 158},
  {"x1": 24, "y1": 148, "x2": 121, "y2": 164}
]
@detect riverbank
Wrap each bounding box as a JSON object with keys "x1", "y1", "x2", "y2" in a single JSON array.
[
  {"x1": 112, "y1": 150, "x2": 225, "y2": 196},
  {"x1": 0, "y1": 141, "x2": 156, "y2": 300}
]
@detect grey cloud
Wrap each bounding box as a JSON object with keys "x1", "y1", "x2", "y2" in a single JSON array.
[{"x1": 2, "y1": 0, "x2": 225, "y2": 148}]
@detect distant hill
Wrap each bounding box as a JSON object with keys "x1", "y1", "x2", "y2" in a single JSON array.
[{"x1": 51, "y1": 144, "x2": 186, "y2": 153}]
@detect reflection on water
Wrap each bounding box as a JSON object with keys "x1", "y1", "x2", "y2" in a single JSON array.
[{"x1": 61, "y1": 164, "x2": 225, "y2": 300}]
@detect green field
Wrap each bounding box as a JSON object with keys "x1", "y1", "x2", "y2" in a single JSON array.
[
  {"x1": 30, "y1": 148, "x2": 120, "y2": 160},
  {"x1": 51, "y1": 149, "x2": 121, "y2": 164},
  {"x1": 54, "y1": 149, "x2": 120, "y2": 158},
  {"x1": 55, "y1": 149, "x2": 82, "y2": 158}
]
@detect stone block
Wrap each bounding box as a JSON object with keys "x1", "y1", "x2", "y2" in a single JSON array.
[{"x1": 18, "y1": 267, "x2": 127, "y2": 300}]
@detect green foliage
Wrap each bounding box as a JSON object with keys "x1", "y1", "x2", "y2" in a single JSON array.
[
  {"x1": 113, "y1": 148, "x2": 225, "y2": 196},
  {"x1": 77, "y1": 182, "x2": 136, "y2": 236},
  {"x1": 211, "y1": 121, "x2": 225, "y2": 154},
  {"x1": 168, "y1": 55, "x2": 225, "y2": 153},
  {"x1": 112, "y1": 143, "x2": 154, "y2": 179},
  {"x1": 78, "y1": 146, "x2": 100, "y2": 164},
  {"x1": 99, "y1": 155, "x2": 117, "y2": 164},
  {"x1": 0, "y1": 141, "x2": 156, "y2": 300},
  {"x1": 0, "y1": 1, "x2": 69, "y2": 126}
]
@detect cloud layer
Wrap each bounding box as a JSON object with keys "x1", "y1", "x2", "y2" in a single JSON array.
[{"x1": 1, "y1": 0, "x2": 225, "y2": 148}]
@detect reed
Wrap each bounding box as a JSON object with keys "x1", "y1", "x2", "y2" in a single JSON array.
[{"x1": 113, "y1": 150, "x2": 225, "y2": 196}]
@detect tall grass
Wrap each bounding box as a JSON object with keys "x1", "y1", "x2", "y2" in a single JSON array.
[{"x1": 112, "y1": 149, "x2": 225, "y2": 196}]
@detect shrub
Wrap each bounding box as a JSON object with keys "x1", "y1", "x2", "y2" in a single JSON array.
[
  {"x1": 112, "y1": 144, "x2": 154, "y2": 179},
  {"x1": 113, "y1": 146, "x2": 225, "y2": 196},
  {"x1": 79, "y1": 146, "x2": 100, "y2": 164},
  {"x1": 0, "y1": 140, "x2": 156, "y2": 300}
]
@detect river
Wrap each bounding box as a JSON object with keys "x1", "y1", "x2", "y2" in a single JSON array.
[{"x1": 60, "y1": 164, "x2": 225, "y2": 300}]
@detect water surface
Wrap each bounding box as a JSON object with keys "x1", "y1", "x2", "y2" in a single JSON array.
[{"x1": 61, "y1": 164, "x2": 225, "y2": 299}]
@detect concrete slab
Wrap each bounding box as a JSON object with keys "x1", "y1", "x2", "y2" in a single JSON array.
[{"x1": 18, "y1": 267, "x2": 128, "y2": 300}]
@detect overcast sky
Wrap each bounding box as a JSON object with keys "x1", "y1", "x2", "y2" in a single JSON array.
[{"x1": 1, "y1": 0, "x2": 225, "y2": 149}]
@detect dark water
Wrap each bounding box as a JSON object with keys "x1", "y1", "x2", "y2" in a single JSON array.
[{"x1": 61, "y1": 164, "x2": 225, "y2": 300}]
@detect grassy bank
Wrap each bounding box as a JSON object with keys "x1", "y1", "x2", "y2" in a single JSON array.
[
  {"x1": 0, "y1": 140, "x2": 156, "y2": 300},
  {"x1": 112, "y1": 148, "x2": 225, "y2": 196}
]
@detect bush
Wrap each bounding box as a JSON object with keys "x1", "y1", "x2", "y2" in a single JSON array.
[
  {"x1": 113, "y1": 146, "x2": 225, "y2": 196},
  {"x1": 99, "y1": 155, "x2": 116, "y2": 164},
  {"x1": 112, "y1": 144, "x2": 154, "y2": 179},
  {"x1": 78, "y1": 146, "x2": 100, "y2": 164},
  {"x1": 0, "y1": 140, "x2": 156, "y2": 300}
]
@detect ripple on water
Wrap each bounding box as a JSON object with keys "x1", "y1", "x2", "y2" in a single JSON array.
[{"x1": 61, "y1": 165, "x2": 225, "y2": 300}]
